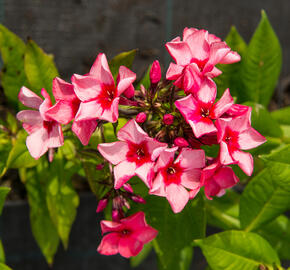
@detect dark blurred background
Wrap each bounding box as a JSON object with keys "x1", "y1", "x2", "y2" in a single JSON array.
[{"x1": 0, "y1": 0, "x2": 290, "y2": 269}]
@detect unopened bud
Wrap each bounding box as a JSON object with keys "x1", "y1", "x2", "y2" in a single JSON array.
[
  {"x1": 96, "y1": 198, "x2": 108, "y2": 213},
  {"x1": 96, "y1": 163, "x2": 104, "y2": 170},
  {"x1": 163, "y1": 114, "x2": 174, "y2": 125},
  {"x1": 123, "y1": 183, "x2": 134, "y2": 193},
  {"x1": 131, "y1": 195, "x2": 146, "y2": 204},
  {"x1": 48, "y1": 148, "x2": 54, "y2": 163},
  {"x1": 150, "y1": 60, "x2": 161, "y2": 84},
  {"x1": 112, "y1": 209, "x2": 123, "y2": 222},
  {"x1": 136, "y1": 112, "x2": 147, "y2": 123},
  {"x1": 174, "y1": 137, "x2": 189, "y2": 147}
]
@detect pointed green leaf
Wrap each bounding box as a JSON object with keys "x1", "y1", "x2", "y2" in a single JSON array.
[
  {"x1": 109, "y1": 49, "x2": 137, "y2": 80},
  {"x1": 214, "y1": 26, "x2": 247, "y2": 98},
  {"x1": 261, "y1": 144, "x2": 290, "y2": 165},
  {"x1": 24, "y1": 165, "x2": 60, "y2": 265},
  {"x1": 195, "y1": 230, "x2": 280, "y2": 270},
  {"x1": 240, "y1": 10, "x2": 282, "y2": 106},
  {"x1": 0, "y1": 263, "x2": 12, "y2": 270},
  {"x1": 0, "y1": 24, "x2": 29, "y2": 109},
  {"x1": 240, "y1": 162, "x2": 290, "y2": 232},
  {"x1": 24, "y1": 39, "x2": 59, "y2": 96},
  {"x1": 138, "y1": 195, "x2": 205, "y2": 270},
  {"x1": 45, "y1": 150, "x2": 79, "y2": 249},
  {"x1": 0, "y1": 240, "x2": 5, "y2": 263},
  {"x1": 0, "y1": 187, "x2": 10, "y2": 215},
  {"x1": 258, "y1": 215, "x2": 290, "y2": 260}
]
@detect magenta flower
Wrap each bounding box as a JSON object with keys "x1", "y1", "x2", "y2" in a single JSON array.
[
  {"x1": 166, "y1": 28, "x2": 240, "y2": 94},
  {"x1": 71, "y1": 53, "x2": 136, "y2": 124},
  {"x1": 201, "y1": 160, "x2": 239, "y2": 200},
  {"x1": 216, "y1": 111, "x2": 266, "y2": 176},
  {"x1": 97, "y1": 212, "x2": 158, "y2": 258},
  {"x1": 98, "y1": 120, "x2": 167, "y2": 189},
  {"x1": 150, "y1": 147, "x2": 205, "y2": 213},
  {"x1": 175, "y1": 81, "x2": 234, "y2": 138},
  {"x1": 16, "y1": 87, "x2": 63, "y2": 159},
  {"x1": 44, "y1": 77, "x2": 98, "y2": 145}
]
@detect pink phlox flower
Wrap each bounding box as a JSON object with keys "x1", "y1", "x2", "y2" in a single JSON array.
[
  {"x1": 71, "y1": 53, "x2": 136, "y2": 124},
  {"x1": 150, "y1": 147, "x2": 205, "y2": 213},
  {"x1": 221, "y1": 104, "x2": 251, "y2": 120},
  {"x1": 216, "y1": 111, "x2": 266, "y2": 176},
  {"x1": 16, "y1": 86, "x2": 63, "y2": 159},
  {"x1": 44, "y1": 77, "x2": 98, "y2": 145},
  {"x1": 97, "y1": 119, "x2": 167, "y2": 189},
  {"x1": 201, "y1": 159, "x2": 239, "y2": 200},
  {"x1": 175, "y1": 81, "x2": 234, "y2": 138},
  {"x1": 97, "y1": 212, "x2": 158, "y2": 258},
  {"x1": 166, "y1": 27, "x2": 240, "y2": 94}
]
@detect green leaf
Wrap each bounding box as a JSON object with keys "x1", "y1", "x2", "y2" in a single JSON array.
[
  {"x1": 109, "y1": 49, "x2": 137, "y2": 80},
  {"x1": 0, "y1": 263, "x2": 12, "y2": 270},
  {"x1": 0, "y1": 134, "x2": 12, "y2": 178},
  {"x1": 0, "y1": 24, "x2": 29, "y2": 109},
  {"x1": 130, "y1": 242, "x2": 153, "y2": 268},
  {"x1": 24, "y1": 165, "x2": 59, "y2": 265},
  {"x1": 0, "y1": 187, "x2": 10, "y2": 215},
  {"x1": 240, "y1": 163, "x2": 290, "y2": 232},
  {"x1": 24, "y1": 39, "x2": 59, "y2": 96},
  {"x1": 258, "y1": 215, "x2": 290, "y2": 260},
  {"x1": 138, "y1": 194, "x2": 205, "y2": 270},
  {"x1": 0, "y1": 241, "x2": 5, "y2": 263},
  {"x1": 206, "y1": 190, "x2": 240, "y2": 230},
  {"x1": 45, "y1": 150, "x2": 79, "y2": 249},
  {"x1": 243, "y1": 102, "x2": 282, "y2": 138},
  {"x1": 240, "y1": 10, "x2": 282, "y2": 106},
  {"x1": 261, "y1": 144, "x2": 290, "y2": 165},
  {"x1": 271, "y1": 106, "x2": 290, "y2": 125},
  {"x1": 195, "y1": 230, "x2": 280, "y2": 270},
  {"x1": 214, "y1": 26, "x2": 247, "y2": 99},
  {"x1": 5, "y1": 130, "x2": 39, "y2": 171}
]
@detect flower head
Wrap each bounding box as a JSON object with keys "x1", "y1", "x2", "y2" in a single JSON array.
[
  {"x1": 17, "y1": 87, "x2": 63, "y2": 159},
  {"x1": 97, "y1": 212, "x2": 158, "y2": 258},
  {"x1": 150, "y1": 147, "x2": 205, "y2": 213},
  {"x1": 98, "y1": 120, "x2": 167, "y2": 189}
]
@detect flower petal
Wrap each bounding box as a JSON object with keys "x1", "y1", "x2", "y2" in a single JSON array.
[
  {"x1": 121, "y1": 212, "x2": 147, "y2": 230},
  {"x1": 176, "y1": 148, "x2": 205, "y2": 169},
  {"x1": 118, "y1": 237, "x2": 143, "y2": 258},
  {"x1": 52, "y1": 77, "x2": 76, "y2": 101},
  {"x1": 133, "y1": 227, "x2": 158, "y2": 244},
  {"x1": 238, "y1": 128, "x2": 266, "y2": 150},
  {"x1": 117, "y1": 66, "x2": 136, "y2": 96},
  {"x1": 185, "y1": 30, "x2": 210, "y2": 61},
  {"x1": 219, "y1": 141, "x2": 235, "y2": 165},
  {"x1": 166, "y1": 62, "x2": 184, "y2": 80},
  {"x1": 100, "y1": 220, "x2": 123, "y2": 234},
  {"x1": 47, "y1": 123, "x2": 63, "y2": 148},
  {"x1": 117, "y1": 120, "x2": 148, "y2": 145},
  {"x1": 26, "y1": 127, "x2": 49, "y2": 159},
  {"x1": 150, "y1": 172, "x2": 166, "y2": 197},
  {"x1": 71, "y1": 120, "x2": 98, "y2": 145},
  {"x1": 98, "y1": 141, "x2": 129, "y2": 165},
  {"x1": 232, "y1": 150, "x2": 253, "y2": 176},
  {"x1": 219, "y1": 51, "x2": 241, "y2": 64},
  {"x1": 74, "y1": 100, "x2": 103, "y2": 121},
  {"x1": 18, "y1": 86, "x2": 42, "y2": 109},
  {"x1": 97, "y1": 233, "x2": 120, "y2": 256},
  {"x1": 211, "y1": 88, "x2": 234, "y2": 119},
  {"x1": 166, "y1": 184, "x2": 189, "y2": 213},
  {"x1": 114, "y1": 160, "x2": 136, "y2": 189},
  {"x1": 135, "y1": 161, "x2": 155, "y2": 188},
  {"x1": 165, "y1": 41, "x2": 192, "y2": 65},
  {"x1": 180, "y1": 169, "x2": 201, "y2": 190},
  {"x1": 98, "y1": 97, "x2": 119, "y2": 123}
]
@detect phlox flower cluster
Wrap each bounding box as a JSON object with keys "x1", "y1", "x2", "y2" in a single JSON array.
[{"x1": 17, "y1": 27, "x2": 266, "y2": 258}]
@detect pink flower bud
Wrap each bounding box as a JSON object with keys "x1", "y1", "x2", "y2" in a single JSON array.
[
  {"x1": 150, "y1": 60, "x2": 161, "y2": 84},
  {"x1": 96, "y1": 163, "x2": 104, "y2": 170},
  {"x1": 96, "y1": 198, "x2": 108, "y2": 213},
  {"x1": 136, "y1": 112, "x2": 147, "y2": 123},
  {"x1": 112, "y1": 209, "x2": 123, "y2": 222},
  {"x1": 123, "y1": 183, "x2": 134, "y2": 193},
  {"x1": 163, "y1": 114, "x2": 174, "y2": 125},
  {"x1": 131, "y1": 195, "x2": 146, "y2": 204},
  {"x1": 174, "y1": 137, "x2": 189, "y2": 147}
]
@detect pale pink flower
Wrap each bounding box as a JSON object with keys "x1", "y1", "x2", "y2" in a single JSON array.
[
  {"x1": 150, "y1": 60, "x2": 161, "y2": 84},
  {"x1": 97, "y1": 212, "x2": 158, "y2": 258},
  {"x1": 71, "y1": 53, "x2": 136, "y2": 124},
  {"x1": 216, "y1": 111, "x2": 266, "y2": 176},
  {"x1": 17, "y1": 87, "x2": 63, "y2": 159},
  {"x1": 166, "y1": 27, "x2": 240, "y2": 94},
  {"x1": 98, "y1": 120, "x2": 167, "y2": 189},
  {"x1": 175, "y1": 81, "x2": 233, "y2": 138},
  {"x1": 150, "y1": 147, "x2": 205, "y2": 213},
  {"x1": 201, "y1": 160, "x2": 239, "y2": 200},
  {"x1": 44, "y1": 77, "x2": 98, "y2": 145}
]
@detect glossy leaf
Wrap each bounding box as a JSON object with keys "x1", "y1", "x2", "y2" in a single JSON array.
[
  {"x1": 258, "y1": 215, "x2": 290, "y2": 260},
  {"x1": 240, "y1": 10, "x2": 282, "y2": 106},
  {"x1": 24, "y1": 165, "x2": 59, "y2": 265},
  {"x1": 0, "y1": 24, "x2": 29, "y2": 109},
  {"x1": 195, "y1": 230, "x2": 280, "y2": 270},
  {"x1": 109, "y1": 49, "x2": 136, "y2": 80},
  {"x1": 214, "y1": 26, "x2": 247, "y2": 98},
  {"x1": 138, "y1": 194, "x2": 205, "y2": 270},
  {"x1": 240, "y1": 163, "x2": 290, "y2": 232},
  {"x1": 45, "y1": 150, "x2": 79, "y2": 249},
  {"x1": 24, "y1": 39, "x2": 59, "y2": 96},
  {"x1": 271, "y1": 106, "x2": 290, "y2": 125}
]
